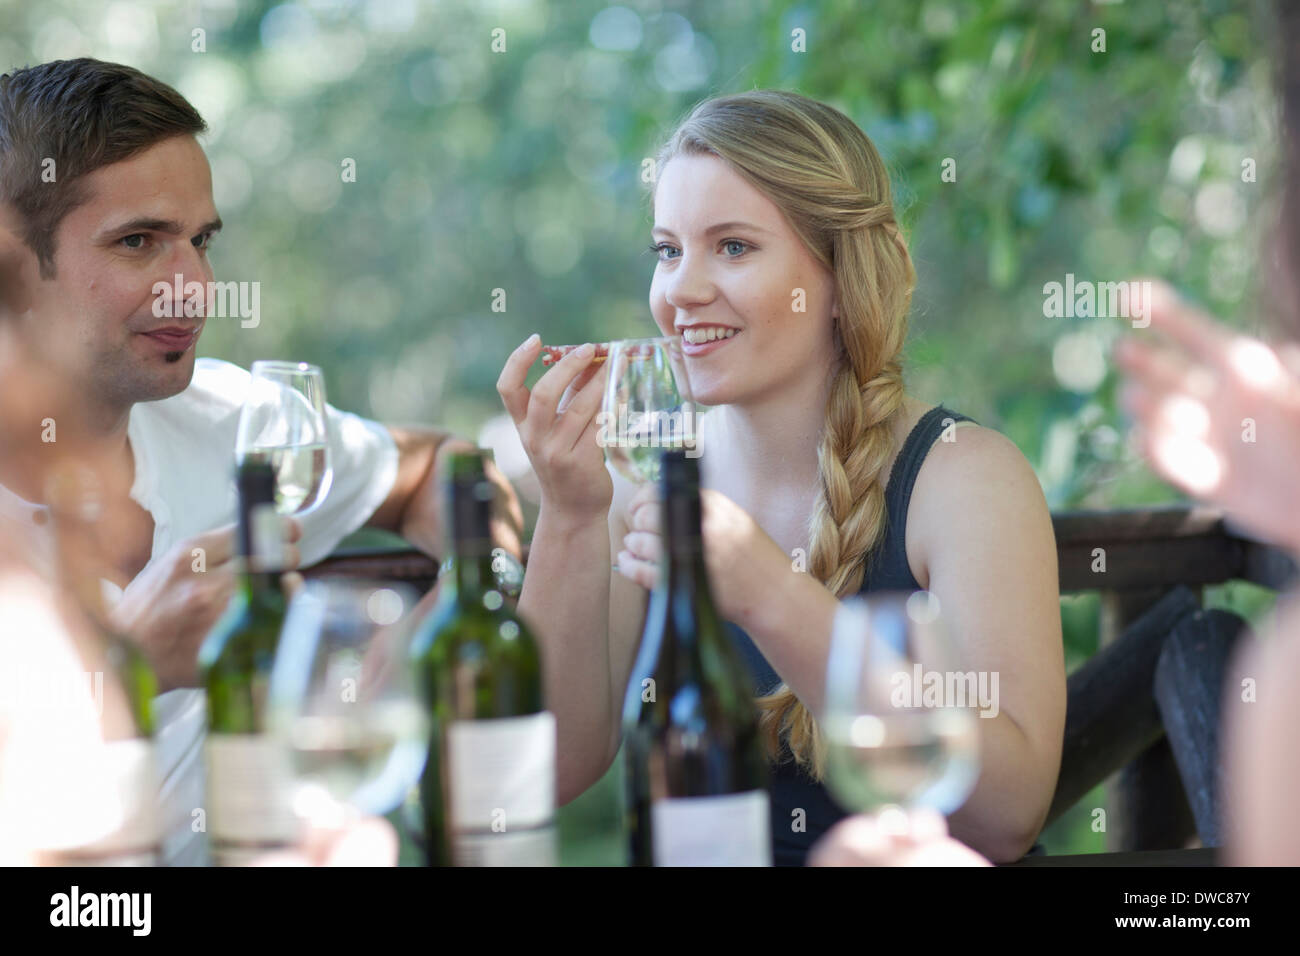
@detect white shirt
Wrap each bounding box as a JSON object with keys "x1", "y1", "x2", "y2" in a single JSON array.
[{"x1": 1, "y1": 358, "x2": 399, "y2": 865}]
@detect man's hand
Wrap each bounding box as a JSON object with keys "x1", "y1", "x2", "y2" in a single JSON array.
[
  {"x1": 425, "y1": 437, "x2": 525, "y2": 561},
  {"x1": 111, "y1": 520, "x2": 301, "y2": 692},
  {"x1": 372, "y1": 428, "x2": 525, "y2": 563}
]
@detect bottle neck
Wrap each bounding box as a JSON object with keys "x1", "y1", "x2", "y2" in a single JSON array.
[
  {"x1": 661, "y1": 482, "x2": 712, "y2": 647},
  {"x1": 238, "y1": 494, "x2": 282, "y2": 589},
  {"x1": 452, "y1": 545, "x2": 497, "y2": 595},
  {"x1": 239, "y1": 568, "x2": 282, "y2": 603},
  {"x1": 450, "y1": 488, "x2": 497, "y2": 596}
]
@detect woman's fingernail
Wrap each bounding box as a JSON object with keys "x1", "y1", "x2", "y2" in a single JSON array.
[{"x1": 524, "y1": 333, "x2": 540, "y2": 347}]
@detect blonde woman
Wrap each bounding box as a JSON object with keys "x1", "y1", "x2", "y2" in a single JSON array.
[{"x1": 497, "y1": 90, "x2": 1065, "y2": 865}]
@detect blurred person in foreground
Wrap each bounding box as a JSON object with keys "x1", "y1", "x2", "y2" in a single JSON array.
[
  {"x1": 0, "y1": 57, "x2": 521, "y2": 865},
  {"x1": 1110, "y1": 0, "x2": 1300, "y2": 866},
  {"x1": 1116, "y1": 281, "x2": 1300, "y2": 866}
]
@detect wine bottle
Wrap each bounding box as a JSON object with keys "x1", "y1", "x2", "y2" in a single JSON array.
[
  {"x1": 412, "y1": 450, "x2": 556, "y2": 866},
  {"x1": 198, "y1": 460, "x2": 297, "y2": 865},
  {"x1": 46, "y1": 465, "x2": 161, "y2": 866},
  {"x1": 622, "y1": 450, "x2": 773, "y2": 866}
]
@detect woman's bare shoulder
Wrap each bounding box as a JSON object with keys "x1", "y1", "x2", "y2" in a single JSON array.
[
  {"x1": 908, "y1": 416, "x2": 1050, "y2": 553},
  {"x1": 916, "y1": 418, "x2": 1041, "y2": 503}
]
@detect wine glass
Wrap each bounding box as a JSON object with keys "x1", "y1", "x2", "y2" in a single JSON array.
[
  {"x1": 822, "y1": 591, "x2": 981, "y2": 819},
  {"x1": 599, "y1": 336, "x2": 700, "y2": 486},
  {"x1": 236, "y1": 361, "x2": 333, "y2": 515},
  {"x1": 268, "y1": 579, "x2": 429, "y2": 828}
]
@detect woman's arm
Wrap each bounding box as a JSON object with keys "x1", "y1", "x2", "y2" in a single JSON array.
[
  {"x1": 604, "y1": 470, "x2": 653, "y2": 764},
  {"x1": 497, "y1": 338, "x2": 617, "y2": 804},
  {"x1": 907, "y1": 426, "x2": 1066, "y2": 862},
  {"x1": 1222, "y1": 591, "x2": 1300, "y2": 865},
  {"x1": 618, "y1": 484, "x2": 840, "y2": 713},
  {"x1": 518, "y1": 508, "x2": 617, "y2": 805}
]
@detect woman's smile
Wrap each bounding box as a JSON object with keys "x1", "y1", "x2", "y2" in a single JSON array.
[{"x1": 677, "y1": 323, "x2": 742, "y2": 355}]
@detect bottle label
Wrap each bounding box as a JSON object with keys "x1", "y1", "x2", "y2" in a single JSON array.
[
  {"x1": 652, "y1": 790, "x2": 772, "y2": 866},
  {"x1": 446, "y1": 712, "x2": 556, "y2": 862},
  {"x1": 205, "y1": 734, "x2": 300, "y2": 865},
  {"x1": 452, "y1": 826, "x2": 558, "y2": 867},
  {"x1": 45, "y1": 739, "x2": 162, "y2": 866},
  {"x1": 249, "y1": 502, "x2": 282, "y2": 571}
]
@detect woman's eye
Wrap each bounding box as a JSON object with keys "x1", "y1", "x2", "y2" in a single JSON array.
[
  {"x1": 121, "y1": 234, "x2": 147, "y2": 250},
  {"x1": 649, "y1": 242, "x2": 680, "y2": 261},
  {"x1": 722, "y1": 239, "x2": 748, "y2": 257}
]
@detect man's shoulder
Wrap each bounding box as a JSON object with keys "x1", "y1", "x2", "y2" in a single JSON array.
[
  {"x1": 185, "y1": 357, "x2": 252, "y2": 405},
  {"x1": 129, "y1": 358, "x2": 250, "y2": 452}
]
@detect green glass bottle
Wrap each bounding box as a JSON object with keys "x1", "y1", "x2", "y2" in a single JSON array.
[
  {"x1": 621, "y1": 450, "x2": 772, "y2": 866},
  {"x1": 198, "y1": 460, "x2": 297, "y2": 865},
  {"x1": 412, "y1": 450, "x2": 556, "y2": 866},
  {"x1": 46, "y1": 466, "x2": 161, "y2": 866}
]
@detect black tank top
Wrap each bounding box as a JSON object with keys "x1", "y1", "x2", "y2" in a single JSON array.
[{"x1": 723, "y1": 404, "x2": 977, "y2": 866}]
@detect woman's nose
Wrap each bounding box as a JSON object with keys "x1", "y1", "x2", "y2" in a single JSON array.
[{"x1": 663, "y1": 252, "x2": 717, "y2": 310}]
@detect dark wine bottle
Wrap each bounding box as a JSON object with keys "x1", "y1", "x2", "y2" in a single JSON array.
[
  {"x1": 198, "y1": 460, "x2": 297, "y2": 865},
  {"x1": 412, "y1": 450, "x2": 556, "y2": 866},
  {"x1": 622, "y1": 450, "x2": 772, "y2": 866},
  {"x1": 46, "y1": 465, "x2": 161, "y2": 865}
]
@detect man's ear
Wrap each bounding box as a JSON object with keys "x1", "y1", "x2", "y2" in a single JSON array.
[
  {"x1": 0, "y1": 204, "x2": 37, "y2": 317},
  {"x1": 0, "y1": 206, "x2": 32, "y2": 317}
]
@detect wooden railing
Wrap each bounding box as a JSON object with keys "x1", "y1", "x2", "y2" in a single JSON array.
[
  {"x1": 304, "y1": 505, "x2": 1299, "y2": 858},
  {"x1": 1048, "y1": 506, "x2": 1294, "y2": 857}
]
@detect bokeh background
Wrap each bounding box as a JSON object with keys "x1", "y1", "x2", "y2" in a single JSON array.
[{"x1": 0, "y1": 0, "x2": 1283, "y2": 861}]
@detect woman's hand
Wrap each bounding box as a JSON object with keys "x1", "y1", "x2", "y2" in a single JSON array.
[
  {"x1": 617, "y1": 483, "x2": 791, "y2": 628},
  {"x1": 497, "y1": 335, "x2": 611, "y2": 523},
  {"x1": 809, "y1": 808, "x2": 992, "y2": 867},
  {"x1": 1115, "y1": 281, "x2": 1300, "y2": 555}
]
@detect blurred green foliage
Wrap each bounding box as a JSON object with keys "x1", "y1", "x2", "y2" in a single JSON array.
[{"x1": 1, "y1": 0, "x2": 1281, "y2": 862}]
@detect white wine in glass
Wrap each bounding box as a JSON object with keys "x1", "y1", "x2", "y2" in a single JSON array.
[
  {"x1": 243, "y1": 441, "x2": 329, "y2": 515},
  {"x1": 236, "y1": 361, "x2": 334, "y2": 515},
  {"x1": 268, "y1": 580, "x2": 429, "y2": 823},
  {"x1": 600, "y1": 337, "x2": 699, "y2": 485},
  {"x1": 822, "y1": 592, "x2": 980, "y2": 816}
]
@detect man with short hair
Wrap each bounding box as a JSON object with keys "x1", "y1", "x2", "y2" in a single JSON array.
[{"x1": 0, "y1": 58, "x2": 521, "y2": 865}]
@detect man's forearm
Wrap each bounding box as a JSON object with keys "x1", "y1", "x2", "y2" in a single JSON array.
[{"x1": 367, "y1": 425, "x2": 468, "y2": 558}]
